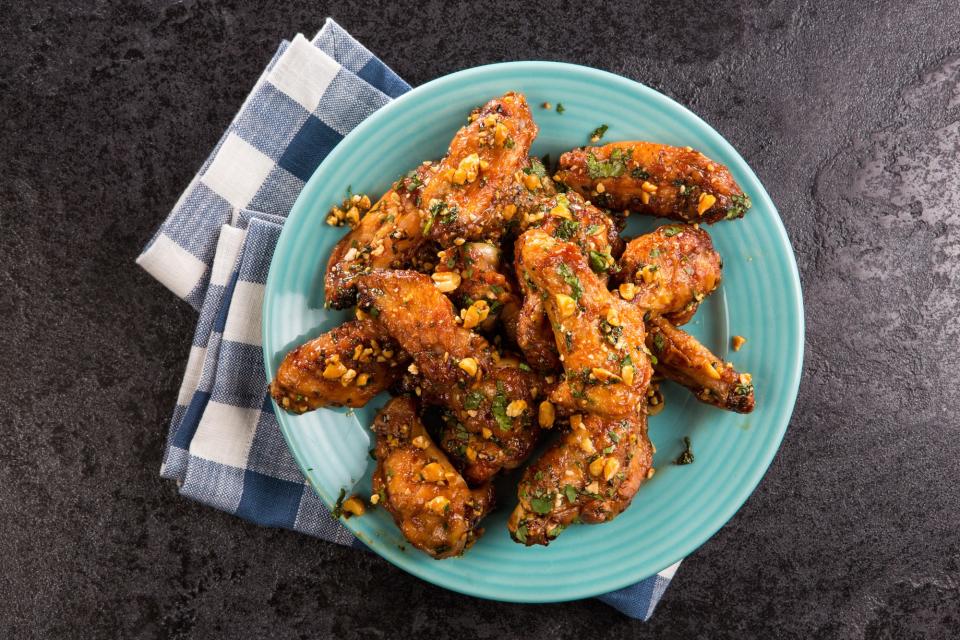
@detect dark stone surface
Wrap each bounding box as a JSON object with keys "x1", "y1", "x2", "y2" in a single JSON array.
[{"x1": 2, "y1": 0, "x2": 959, "y2": 637}]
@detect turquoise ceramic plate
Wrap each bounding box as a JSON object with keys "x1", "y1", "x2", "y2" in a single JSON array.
[{"x1": 262, "y1": 62, "x2": 803, "y2": 602}]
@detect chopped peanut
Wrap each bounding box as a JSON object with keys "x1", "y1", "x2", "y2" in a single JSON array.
[
  {"x1": 431, "y1": 271, "x2": 462, "y2": 293},
  {"x1": 502, "y1": 203, "x2": 517, "y2": 220},
  {"x1": 705, "y1": 362, "x2": 722, "y2": 380},
  {"x1": 555, "y1": 293, "x2": 577, "y2": 318},
  {"x1": 426, "y1": 496, "x2": 450, "y2": 514},
  {"x1": 356, "y1": 373, "x2": 371, "y2": 387},
  {"x1": 641, "y1": 181, "x2": 658, "y2": 193},
  {"x1": 570, "y1": 414, "x2": 583, "y2": 430},
  {"x1": 505, "y1": 399, "x2": 527, "y2": 417},
  {"x1": 523, "y1": 173, "x2": 541, "y2": 191},
  {"x1": 697, "y1": 193, "x2": 717, "y2": 216},
  {"x1": 603, "y1": 458, "x2": 620, "y2": 481},
  {"x1": 452, "y1": 153, "x2": 481, "y2": 185},
  {"x1": 732, "y1": 335, "x2": 747, "y2": 351},
  {"x1": 462, "y1": 300, "x2": 491, "y2": 330},
  {"x1": 640, "y1": 191, "x2": 651, "y2": 205},
  {"x1": 481, "y1": 427, "x2": 493, "y2": 439},
  {"x1": 538, "y1": 401, "x2": 556, "y2": 428},
  {"x1": 464, "y1": 446, "x2": 477, "y2": 463},
  {"x1": 638, "y1": 264, "x2": 660, "y2": 284},
  {"x1": 618, "y1": 282, "x2": 637, "y2": 300},
  {"x1": 342, "y1": 496, "x2": 366, "y2": 517},
  {"x1": 589, "y1": 457, "x2": 606, "y2": 477},
  {"x1": 411, "y1": 435, "x2": 430, "y2": 450},
  {"x1": 369, "y1": 493, "x2": 380, "y2": 505},
  {"x1": 591, "y1": 367, "x2": 621, "y2": 383},
  {"x1": 322, "y1": 359, "x2": 347, "y2": 380},
  {"x1": 420, "y1": 462, "x2": 446, "y2": 483},
  {"x1": 605, "y1": 307, "x2": 621, "y2": 327},
  {"x1": 340, "y1": 368, "x2": 358, "y2": 386},
  {"x1": 458, "y1": 357, "x2": 479, "y2": 377},
  {"x1": 577, "y1": 431, "x2": 596, "y2": 455},
  {"x1": 621, "y1": 364, "x2": 635, "y2": 386},
  {"x1": 595, "y1": 182, "x2": 606, "y2": 193},
  {"x1": 585, "y1": 480, "x2": 600, "y2": 494}
]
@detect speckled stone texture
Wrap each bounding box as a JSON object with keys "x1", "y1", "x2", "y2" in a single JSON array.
[{"x1": 2, "y1": 1, "x2": 959, "y2": 638}]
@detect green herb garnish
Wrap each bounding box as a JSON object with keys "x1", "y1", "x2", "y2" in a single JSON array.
[
  {"x1": 674, "y1": 437, "x2": 695, "y2": 465},
  {"x1": 556, "y1": 263, "x2": 582, "y2": 300},
  {"x1": 331, "y1": 488, "x2": 347, "y2": 519},
  {"x1": 556, "y1": 103, "x2": 565, "y2": 114},
  {"x1": 630, "y1": 166, "x2": 650, "y2": 180},
  {"x1": 553, "y1": 218, "x2": 580, "y2": 240},
  {"x1": 585, "y1": 147, "x2": 631, "y2": 179},
  {"x1": 491, "y1": 382, "x2": 512, "y2": 431},
  {"x1": 515, "y1": 524, "x2": 528, "y2": 543},
  {"x1": 589, "y1": 250, "x2": 610, "y2": 273},
  {"x1": 530, "y1": 493, "x2": 555, "y2": 514},
  {"x1": 589, "y1": 124, "x2": 609, "y2": 142},
  {"x1": 662, "y1": 226, "x2": 683, "y2": 237},
  {"x1": 464, "y1": 390, "x2": 485, "y2": 410},
  {"x1": 653, "y1": 332, "x2": 665, "y2": 352},
  {"x1": 725, "y1": 193, "x2": 752, "y2": 219},
  {"x1": 564, "y1": 484, "x2": 578, "y2": 503}
]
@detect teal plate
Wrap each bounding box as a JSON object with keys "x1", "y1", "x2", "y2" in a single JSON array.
[{"x1": 262, "y1": 62, "x2": 803, "y2": 603}]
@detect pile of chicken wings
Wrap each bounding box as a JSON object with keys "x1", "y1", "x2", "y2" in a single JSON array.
[{"x1": 270, "y1": 92, "x2": 755, "y2": 558}]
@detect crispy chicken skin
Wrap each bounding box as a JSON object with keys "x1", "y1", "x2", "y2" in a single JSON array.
[
  {"x1": 419, "y1": 93, "x2": 539, "y2": 245},
  {"x1": 508, "y1": 413, "x2": 653, "y2": 546},
  {"x1": 513, "y1": 191, "x2": 622, "y2": 372},
  {"x1": 514, "y1": 229, "x2": 653, "y2": 415},
  {"x1": 508, "y1": 229, "x2": 655, "y2": 544},
  {"x1": 324, "y1": 162, "x2": 433, "y2": 309},
  {"x1": 356, "y1": 270, "x2": 543, "y2": 485},
  {"x1": 371, "y1": 396, "x2": 495, "y2": 558},
  {"x1": 556, "y1": 141, "x2": 751, "y2": 224},
  {"x1": 647, "y1": 316, "x2": 755, "y2": 413},
  {"x1": 616, "y1": 223, "x2": 723, "y2": 325},
  {"x1": 270, "y1": 319, "x2": 408, "y2": 413}
]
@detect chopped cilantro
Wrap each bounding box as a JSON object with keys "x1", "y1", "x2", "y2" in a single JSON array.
[
  {"x1": 675, "y1": 437, "x2": 695, "y2": 465},
  {"x1": 504, "y1": 137, "x2": 516, "y2": 149},
  {"x1": 491, "y1": 382, "x2": 512, "y2": 430},
  {"x1": 585, "y1": 148, "x2": 631, "y2": 179},
  {"x1": 630, "y1": 166, "x2": 650, "y2": 180},
  {"x1": 653, "y1": 332, "x2": 666, "y2": 352},
  {"x1": 464, "y1": 390, "x2": 485, "y2": 410},
  {"x1": 331, "y1": 488, "x2": 347, "y2": 519},
  {"x1": 726, "y1": 193, "x2": 752, "y2": 219},
  {"x1": 556, "y1": 263, "x2": 583, "y2": 300},
  {"x1": 530, "y1": 493, "x2": 555, "y2": 514},
  {"x1": 556, "y1": 103, "x2": 565, "y2": 114},
  {"x1": 515, "y1": 524, "x2": 528, "y2": 543},
  {"x1": 524, "y1": 157, "x2": 547, "y2": 178},
  {"x1": 564, "y1": 484, "x2": 578, "y2": 503},
  {"x1": 649, "y1": 247, "x2": 661, "y2": 258},
  {"x1": 608, "y1": 431, "x2": 620, "y2": 443},
  {"x1": 734, "y1": 383, "x2": 754, "y2": 396},
  {"x1": 589, "y1": 124, "x2": 609, "y2": 142},
  {"x1": 662, "y1": 226, "x2": 683, "y2": 237},
  {"x1": 547, "y1": 523, "x2": 567, "y2": 539},
  {"x1": 518, "y1": 362, "x2": 532, "y2": 372},
  {"x1": 588, "y1": 250, "x2": 609, "y2": 274},
  {"x1": 603, "y1": 445, "x2": 615, "y2": 454},
  {"x1": 585, "y1": 223, "x2": 603, "y2": 236},
  {"x1": 553, "y1": 218, "x2": 580, "y2": 240},
  {"x1": 404, "y1": 170, "x2": 422, "y2": 192}
]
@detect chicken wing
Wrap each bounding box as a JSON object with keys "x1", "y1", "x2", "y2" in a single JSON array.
[
  {"x1": 356, "y1": 270, "x2": 543, "y2": 485},
  {"x1": 555, "y1": 141, "x2": 751, "y2": 224},
  {"x1": 646, "y1": 315, "x2": 755, "y2": 413},
  {"x1": 508, "y1": 229, "x2": 655, "y2": 544},
  {"x1": 269, "y1": 319, "x2": 408, "y2": 413},
  {"x1": 615, "y1": 223, "x2": 723, "y2": 325},
  {"x1": 513, "y1": 191, "x2": 622, "y2": 372},
  {"x1": 371, "y1": 396, "x2": 495, "y2": 558},
  {"x1": 324, "y1": 162, "x2": 434, "y2": 309},
  {"x1": 418, "y1": 92, "x2": 539, "y2": 245},
  {"x1": 513, "y1": 229, "x2": 652, "y2": 415},
  {"x1": 508, "y1": 412, "x2": 653, "y2": 546}
]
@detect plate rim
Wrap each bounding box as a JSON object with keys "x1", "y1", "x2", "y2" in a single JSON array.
[{"x1": 262, "y1": 60, "x2": 805, "y2": 603}]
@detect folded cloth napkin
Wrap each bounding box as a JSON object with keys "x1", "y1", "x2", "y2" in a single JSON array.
[{"x1": 138, "y1": 17, "x2": 680, "y2": 620}]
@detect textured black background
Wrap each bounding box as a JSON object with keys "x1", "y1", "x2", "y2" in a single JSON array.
[{"x1": 3, "y1": 1, "x2": 960, "y2": 638}]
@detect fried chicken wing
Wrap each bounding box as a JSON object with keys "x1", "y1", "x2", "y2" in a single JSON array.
[
  {"x1": 615, "y1": 223, "x2": 723, "y2": 325},
  {"x1": 647, "y1": 315, "x2": 755, "y2": 413},
  {"x1": 556, "y1": 141, "x2": 751, "y2": 224},
  {"x1": 270, "y1": 319, "x2": 408, "y2": 413},
  {"x1": 371, "y1": 396, "x2": 495, "y2": 558},
  {"x1": 513, "y1": 191, "x2": 623, "y2": 372},
  {"x1": 514, "y1": 229, "x2": 653, "y2": 416},
  {"x1": 324, "y1": 162, "x2": 433, "y2": 308},
  {"x1": 508, "y1": 412, "x2": 653, "y2": 546},
  {"x1": 432, "y1": 241, "x2": 522, "y2": 337},
  {"x1": 419, "y1": 93, "x2": 539, "y2": 245},
  {"x1": 356, "y1": 270, "x2": 543, "y2": 484}
]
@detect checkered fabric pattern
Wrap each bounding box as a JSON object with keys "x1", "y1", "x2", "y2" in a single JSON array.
[{"x1": 138, "y1": 17, "x2": 679, "y2": 619}]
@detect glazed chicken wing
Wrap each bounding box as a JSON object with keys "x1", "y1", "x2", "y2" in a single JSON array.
[
  {"x1": 418, "y1": 92, "x2": 539, "y2": 245},
  {"x1": 513, "y1": 191, "x2": 622, "y2": 372},
  {"x1": 324, "y1": 162, "x2": 433, "y2": 308},
  {"x1": 508, "y1": 412, "x2": 653, "y2": 546},
  {"x1": 646, "y1": 315, "x2": 755, "y2": 413},
  {"x1": 508, "y1": 229, "x2": 655, "y2": 544},
  {"x1": 514, "y1": 229, "x2": 652, "y2": 416},
  {"x1": 371, "y1": 396, "x2": 495, "y2": 558},
  {"x1": 356, "y1": 270, "x2": 543, "y2": 485},
  {"x1": 615, "y1": 223, "x2": 723, "y2": 325},
  {"x1": 556, "y1": 141, "x2": 751, "y2": 224},
  {"x1": 269, "y1": 319, "x2": 408, "y2": 413}
]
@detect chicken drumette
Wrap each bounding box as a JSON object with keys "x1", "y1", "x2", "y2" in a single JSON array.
[{"x1": 371, "y1": 396, "x2": 495, "y2": 558}]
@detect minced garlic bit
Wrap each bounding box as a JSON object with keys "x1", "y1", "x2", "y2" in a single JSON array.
[
  {"x1": 326, "y1": 193, "x2": 372, "y2": 227},
  {"x1": 732, "y1": 335, "x2": 747, "y2": 351}
]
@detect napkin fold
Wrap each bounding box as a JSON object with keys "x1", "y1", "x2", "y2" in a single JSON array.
[{"x1": 138, "y1": 17, "x2": 679, "y2": 620}]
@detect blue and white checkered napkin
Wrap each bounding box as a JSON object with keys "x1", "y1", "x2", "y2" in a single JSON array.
[{"x1": 138, "y1": 18, "x2": 679, "y2": 620}]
